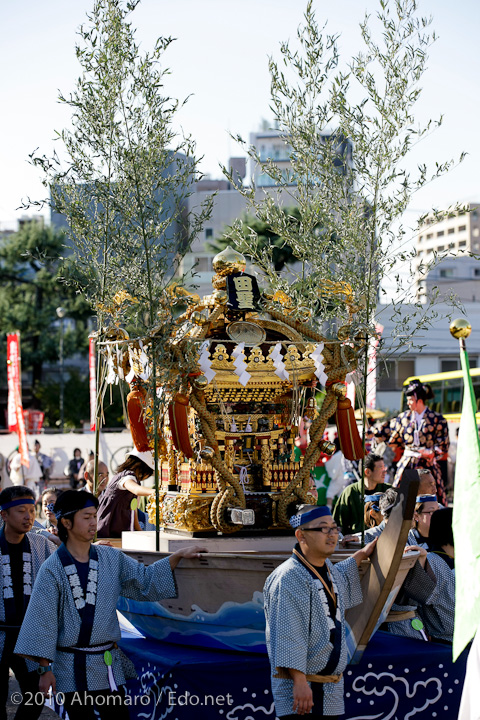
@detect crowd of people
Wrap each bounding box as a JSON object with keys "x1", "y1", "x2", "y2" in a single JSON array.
[{"x1": 0, "y1": 377, "x2": 466, "y2": 719}]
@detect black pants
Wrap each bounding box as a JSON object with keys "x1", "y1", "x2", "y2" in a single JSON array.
[
  {"x1": 0, "y1": 633, "x2": 44, "y2": 720},
  {"x1": 63, "y1": 687, "x2": 131, "y2": 720}
]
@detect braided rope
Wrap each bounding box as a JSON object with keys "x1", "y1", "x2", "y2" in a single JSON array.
[{"x1": 277, "y1": 390, "x2": 338, "y2": 527}]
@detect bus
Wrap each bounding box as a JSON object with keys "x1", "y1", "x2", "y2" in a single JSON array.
[{"x1": 401, "y1": 369, "x2": 480, "y2": 422}]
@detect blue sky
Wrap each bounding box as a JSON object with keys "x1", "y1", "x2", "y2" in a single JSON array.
[{"x1": 1, "y1": 0, "x2": 479, "y2": 229}]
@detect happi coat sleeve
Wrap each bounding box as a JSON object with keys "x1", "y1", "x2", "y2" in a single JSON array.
[
  {"x1": 0, "y1": 532, "x2": 54, "y2": 670},
  {"x1": 402, "y1": 552, "x2": 454, "y2": 642},
  {"x1": 15, "y1": 546, "x2": 177, "y2": 693},
  {"x1": 263, "y1": 555, "x2": 362, "y2": 717}
]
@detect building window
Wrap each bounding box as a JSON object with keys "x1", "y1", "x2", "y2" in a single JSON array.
[
  {"x1": 205, "y1": 228, "x2": 213, "y2": 239},
  {"x1": 474, "y1": 268, "x2": 480, "y2": 277},
  {"x1": 439, "y1": 268, "x2": 454, "y2": 278},
  {"x1": 473, "y1": 228, "x2": 479, "y2": 237},
  {"x1": 419, "y1": 235, "x2": 423, "y2": 241},
  {"x1": 441, "y1": 357, "x2": 477, "y2": 372},
  {"x1": 459, "y1": 225, "x2": 467, "y2": 232},
  {"x1": 437, "y1": 245, "x2": 444, "y2": 252},
  {"x1": 459, "y1": 240, "x2": 467, "y2": 247},
  {"x1": 448, "y1": 228, "x2": 455, "y2": 234},
  {"x1": 426, "y1": 233, "x2": 433, "y2": 239},
  {"x1": 377, "y1": 358, "x2": 415, "y2": 391},
  {"x1": 194, "y1": 257, "x2": 211, "y2": 272},
  {"x1": 437, "y1": 230, "x2": 444, "y2": 237}
]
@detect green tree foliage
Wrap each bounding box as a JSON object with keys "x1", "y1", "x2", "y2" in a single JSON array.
[
  {"x1": 223, "y1": 0, "x2": 464, "y2": 354},
  {"x1": 0, "y1": 221, "x2": 92, "y2": 392},
  {"x1": 27, "y1": 0, "x2": 213, "y2": 335},
  {"x1": 208, "y1": 207, "x2": 301, "y2": 272}
]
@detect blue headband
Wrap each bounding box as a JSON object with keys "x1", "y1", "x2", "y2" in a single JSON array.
[
  {"x1": 416, "y1": 494, "x2": 437, "y2": 504},
  {"x1": 55, "y1": 497, "x2": 96, "y2": 520},
  {"x1": 365, "y1": 494, "x2": 383, "y2": 504},
  {"x1": 290, "y1": 505, "x2": 332, "y2": 529},
  {"x1": 0, "y1": 498, "x2": 35, "y2": 511}
]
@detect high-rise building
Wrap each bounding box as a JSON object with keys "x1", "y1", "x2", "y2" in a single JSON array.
[{"x1": 415, "y1": 203, "x2": 480, "y2": 299}]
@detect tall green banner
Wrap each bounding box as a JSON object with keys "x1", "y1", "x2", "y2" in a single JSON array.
[{"x1": 453, "y1": 341, "x2": 480, "y2": 660}]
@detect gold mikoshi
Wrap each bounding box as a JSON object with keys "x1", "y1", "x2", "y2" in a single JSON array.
[
  {"x1": 191, "y1": 311, "x2": 208, "y2": 326},
  {"x1": 449, "y1": 318, "x2": 472, "y2": 339},
  {"x1": 192, "y1": 375, "x2": 209, "y2": 389}
]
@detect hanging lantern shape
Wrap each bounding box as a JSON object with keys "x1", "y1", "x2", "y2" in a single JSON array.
[{"x1": 127, "y1": 385, "x2": 150, "y2": 452}]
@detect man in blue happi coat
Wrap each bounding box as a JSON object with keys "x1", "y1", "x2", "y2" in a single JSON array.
[
  {"x1": 0, "y1": 485, "x2": 55, "y2": 720},
  {"x1": 15, "y1": 490, "x2": 205, "y2": 720},
  {"x1": 264, "y1": 505, "x2": 376, "y2": 719}
]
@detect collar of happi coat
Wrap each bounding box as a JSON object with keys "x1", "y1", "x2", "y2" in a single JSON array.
[
  {"x1": 57, "y1": 543, "x2": 99, "y2": 612},
  {"x1": 0, "y1": 527, "x2": 32, "y2": 623}
]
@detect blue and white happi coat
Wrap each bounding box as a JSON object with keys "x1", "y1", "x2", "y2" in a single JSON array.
[
  {"x1": 401, "y1": 551, "x2": 454, "y2": 642},
  {"x1": 15, "y1": 546, "x2": 177, "y2": 692},
  {"x1": 263, "y1": 554, "x2": 362, "y2": 717},
  {"x1": 0, "y1": 530, "x2": 54, "y2": 670}
]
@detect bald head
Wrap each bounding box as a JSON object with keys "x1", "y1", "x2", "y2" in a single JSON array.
[{"x1": 84, "y1": 460, "x2": 109, "y2": 493}]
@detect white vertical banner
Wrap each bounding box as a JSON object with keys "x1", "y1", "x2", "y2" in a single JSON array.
[
  {"x1": 366, "y1": 323, "x2": 383, "y2": 409},
  {"x1": 89, "y1": 337, "x2": 97, "y2": 431}
]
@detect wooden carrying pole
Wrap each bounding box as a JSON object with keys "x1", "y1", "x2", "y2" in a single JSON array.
[{"x1": 345, "y1": 469, "x2": 420, "y2": 663}]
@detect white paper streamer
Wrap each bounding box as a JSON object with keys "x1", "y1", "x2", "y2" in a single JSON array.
[
  {"x1": 270, "y1": 343, "x2": 289, "y2": 381},
  {"x1": 310, "y1": 343, "x2": 328, "y2": 386},
  {"x1": 232, "y1": 343, "x2": 251, "y2": 386},
  {"x1": 198, "y1": 341, "x2": 216, "y2": 384}
]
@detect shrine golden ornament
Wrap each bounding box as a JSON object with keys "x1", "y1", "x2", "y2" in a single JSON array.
[
  {"x1": 191, "y1": 311, "x2": 208, "y2": 326},
  {"x1": 213, "y1": 290, "x2": 228, "y2": 305},
  {"x1": 332, "y1": 382, "x2": 347, "y2": 397},
  {"x1": 200, "y1": 447, "x2": 215, "y2": 461},
  {"x1": 212, "y1": 246, "x2": 247, "y2": 276},
  {"x1": 193, "y1": 375, "x2": 209, "y2": 389},
  {"x1": 449, "y1": 318, "x2": 472, "y2": 340}
]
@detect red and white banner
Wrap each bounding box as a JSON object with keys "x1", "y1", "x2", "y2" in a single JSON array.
[
  {"x1": 89, "y1": 337, "x2": 97, "y2": 431},
  {"x1": 7, "y1": 333, "x2": 21, "y2": 432},
  {"x1": 366, "y1": 323, "x2": 384, "y2": 410},
  {"x1": 7, "y1": 333, "x2": 29, "y2": 466}
]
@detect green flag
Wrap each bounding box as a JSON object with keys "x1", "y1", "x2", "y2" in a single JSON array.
[{"x1": 453, "y1": 345, "x2": 480, "y2": 660}]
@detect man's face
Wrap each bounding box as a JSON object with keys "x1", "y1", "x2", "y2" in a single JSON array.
[
  {"x1": 74, "y1": 450, "x2": 81, "y2": 459},
  {"x1": 414, "y1": 501, "x2": 439, "y2": 535},
  {"x1": 418, "y1": 473, "x2": 436, "y2": 496},
  {"x1": 298, "y1": 515, "x2": 340, "y2": 558},
  {"x1": 1, "y1": 498, "x2": 36, "y2": 535},
  {"x1": 84, "y1": 462, "x2": 109, "y2": 492},
  {"x1": 407, "y1": 395, "x2": 418, "y2": 412},
  {"x1": 367, "y1": 460, "x2": 386, "y2": 485},
  {"x1": 64, "y1": 507, "x2": 97, "y2": 542}
]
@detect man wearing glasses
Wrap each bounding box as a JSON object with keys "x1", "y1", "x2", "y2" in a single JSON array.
[{"x1": 264, "y1": 505, "x2": 376, "y2": 719}]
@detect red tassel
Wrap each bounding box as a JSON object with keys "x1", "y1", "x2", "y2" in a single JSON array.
[
  {"x1": 335, "y1": 396, "x2": 365, "y2": 461},
  {"x1": 127, "y1": 386, "x2": 150, "y2": 452},
  {"x1": 168, "y1": 394, "x2": 194, "y2": 459}
]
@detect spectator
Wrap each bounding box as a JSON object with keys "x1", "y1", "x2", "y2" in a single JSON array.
[
  {"x1": 96, "y1": 450, "x2": 155, "y2": 538},
  {"x1": 77, "y1": 450, "x2": 95, "y2": 489},
  {"x1": 9, "y1": 447, "x2": 42, "y2": 499},
  {"x1": 80, "y1": 459, "x2": 109, "y2": 496},
  {"x1": 333, "y1": 454, "x2": 391, "y2": 535},
  {"x1": 33, "y1": 441, "x2": 53, "y2": 494},
  {"x1": 66, "y1": 448, "x2": 84, "y2": 489},
  {"x1": 40, "y1": 487, "x2": 63, "y2": 535}
]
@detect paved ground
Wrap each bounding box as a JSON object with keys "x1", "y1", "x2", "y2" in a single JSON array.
[{"x1": 6, "y1": 673, "x2": 59, "y2": 719}]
